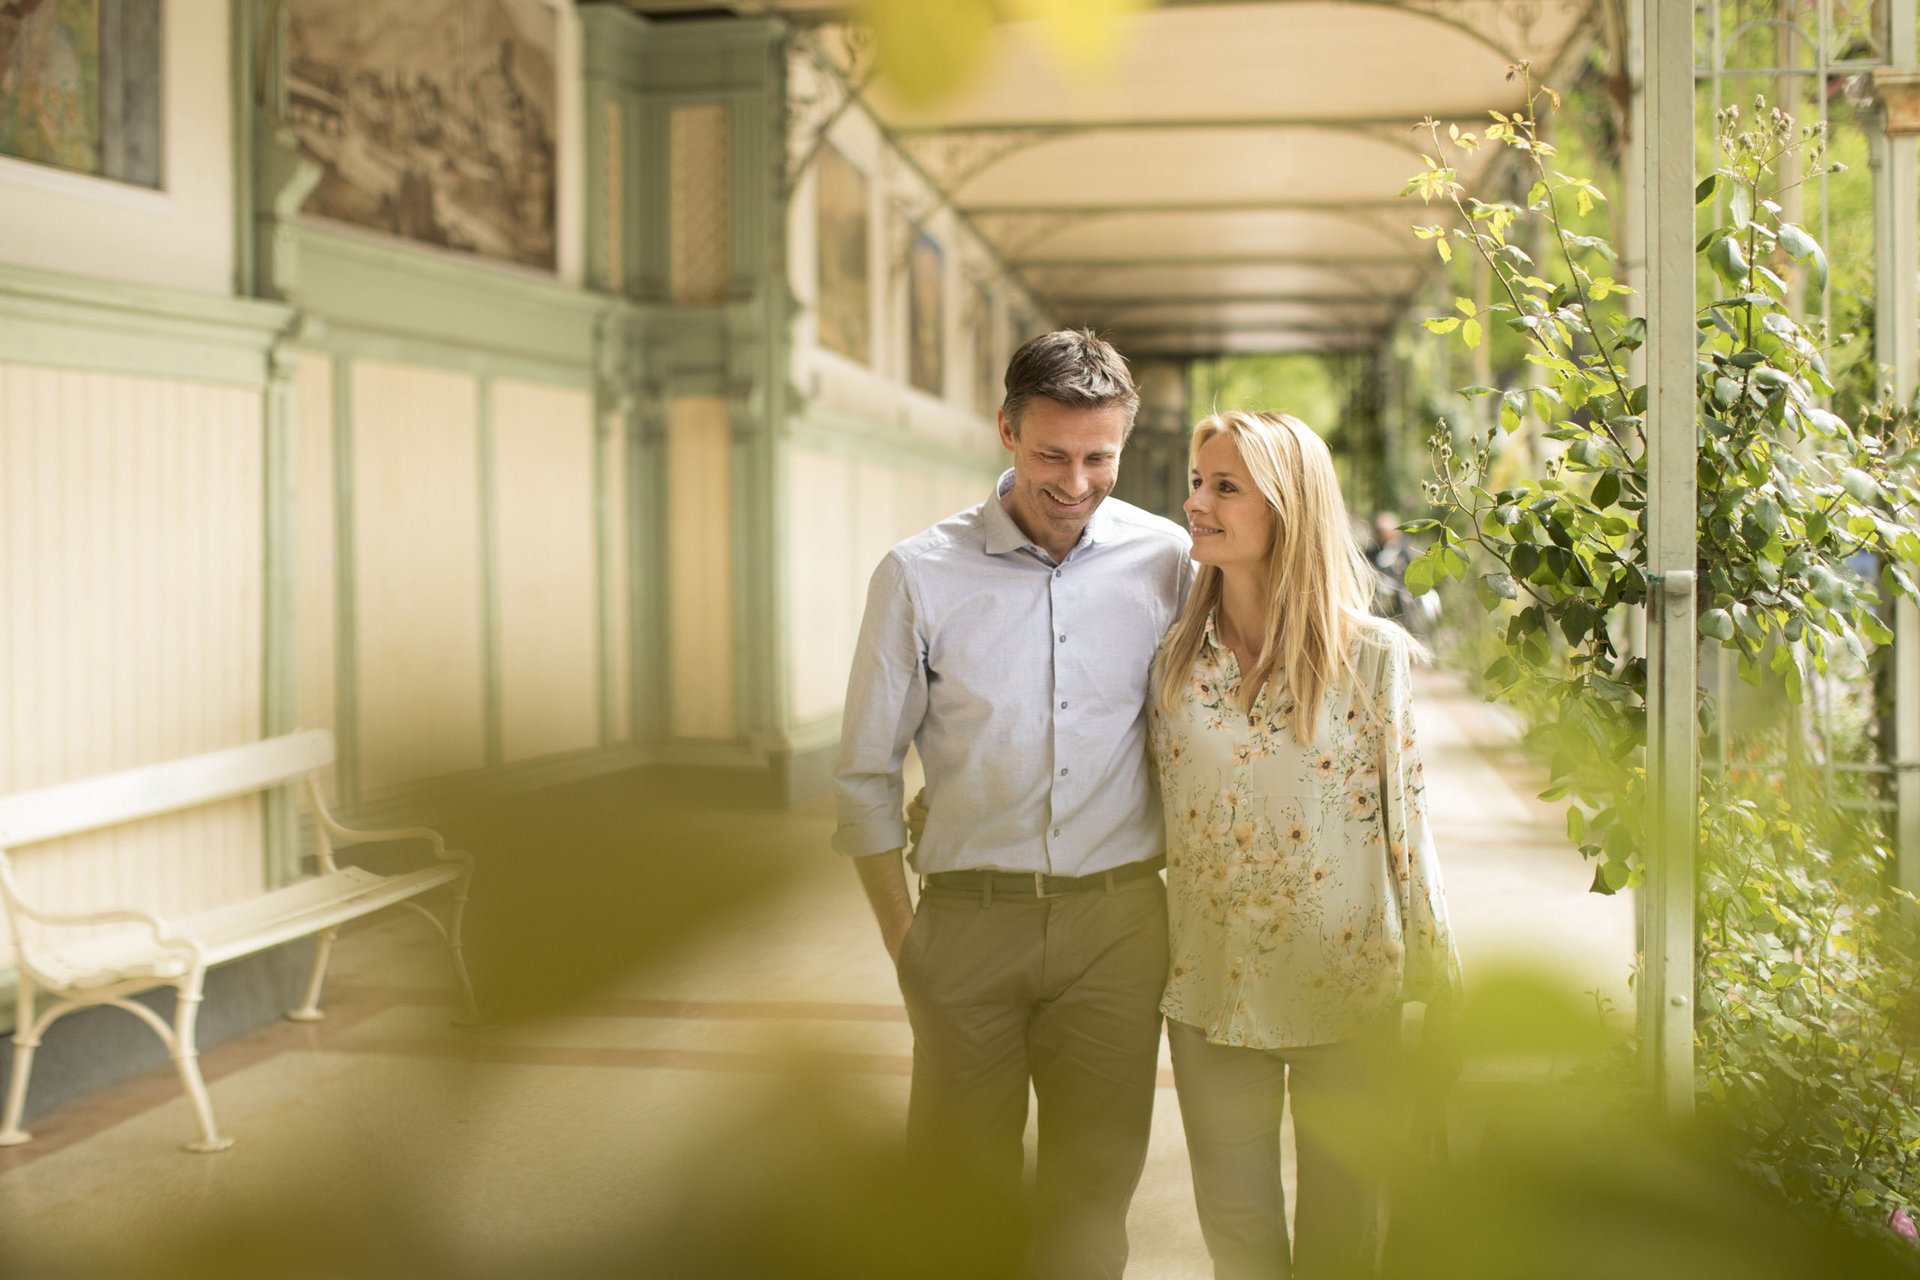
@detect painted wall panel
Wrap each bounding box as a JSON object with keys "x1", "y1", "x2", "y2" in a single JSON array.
[
  {"x1": 667, "y1": 396, "x2": 735, "y2": 740},
  {"x1": 292, "y1": 351, "x2": 338, "y2": 797},
  {"x1": 350, "y1": 361, "x2": 485, "y2": 793},
  {"x1": 604, "y1": 413, "x2": 632, "y2": 743},
  {"x1": 0, "y1": 362, "x2": 264, "y2": 958},
  {"x1": 492, "y1": 380, "x2": 600, "y2": 764},
  {"x1": 787, "y1": 450, "x2": 855, "y2": 724},
  {"x1": 0, "y1": 4, "x2": 233, "y2": 294}
]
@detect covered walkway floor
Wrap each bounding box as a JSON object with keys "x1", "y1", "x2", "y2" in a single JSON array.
[{"x1": 0, "y1": 669, "x2": 1631, "y2": 1278}]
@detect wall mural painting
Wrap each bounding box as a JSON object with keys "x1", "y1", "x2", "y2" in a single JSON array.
[
  {"x1": 908, "y1": 229, "x2": 945, "y2": 397},
  {"x1": 286, "y1": 0, "x2": 557, "y2": 270},
  {"x1": 0, "y1": 0, "x2": 162, "y2": 187},
  {"x1": 815, "y1": 142, "x2": 871, "y2": 363},
  {"x1": 968, "y1": 280, "x2": 998, "y2": 417}
]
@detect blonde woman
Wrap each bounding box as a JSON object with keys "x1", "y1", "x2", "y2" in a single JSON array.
[{"x1": 1151, "y1": 411, "x2": 1462, "y2": 1280}]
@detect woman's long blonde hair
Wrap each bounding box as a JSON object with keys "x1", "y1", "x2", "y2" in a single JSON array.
[{"x1": 1157, "y1": 410, "x2": 1387, "y2": 744}]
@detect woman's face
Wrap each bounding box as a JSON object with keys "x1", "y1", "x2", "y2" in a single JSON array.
[{"x1": 1185, "y1": 431, "x2": 1276, "y2": 572}]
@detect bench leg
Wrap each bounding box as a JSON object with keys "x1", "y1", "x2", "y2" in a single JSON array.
[
  {"x1": 287, "y1": 927, "x2": 339, "y2": 1023},
  {"x1": 447, "y1": 867, "x2": 483, "y2": 1027},
  {"x1": 0, "y1": 979, "x2": 39, "y2": 1146},
  {"x1": 172, "y1": 979, "x2": 233, "y2": 1153}
]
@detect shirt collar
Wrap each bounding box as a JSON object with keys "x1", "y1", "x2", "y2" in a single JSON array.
[{"x1": 981, "y1": 469, "x2": 1115, "y2": 559}]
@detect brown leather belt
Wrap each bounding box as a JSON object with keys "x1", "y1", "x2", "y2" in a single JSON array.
[{"x1": 923, "y1": 856, "x2": 1165, "y2": 900}]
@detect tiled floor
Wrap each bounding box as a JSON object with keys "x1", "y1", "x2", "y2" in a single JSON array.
[{"x1": 0, "y1": 670, "x2": 1633, "y2": 1278}]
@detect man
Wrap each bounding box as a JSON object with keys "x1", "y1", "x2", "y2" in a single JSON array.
[{"x1": 833, "y1": 330, "x2": 1192, "y2": 1279}]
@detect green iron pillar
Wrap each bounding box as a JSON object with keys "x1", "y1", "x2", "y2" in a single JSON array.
[
  {"x1": 1868, "y1": 18, "x2": 1920, "y2": 897},
  {"x1": 1635, "y1": 0, "x2": 1699, "y2": 1119}
]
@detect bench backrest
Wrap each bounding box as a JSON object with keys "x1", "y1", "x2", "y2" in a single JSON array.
[{"x1": 0, "y1": 730, "x2": 335, "y2": 850}]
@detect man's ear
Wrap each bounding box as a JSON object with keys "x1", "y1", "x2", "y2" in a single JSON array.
[{"x1": 997, "y1": 409, "x2": 1017, "y2": 452}]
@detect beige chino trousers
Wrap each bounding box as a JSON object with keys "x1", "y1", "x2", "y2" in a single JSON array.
[{"x1": 896, "y1": 873, "x2": 1169, "y2": 1280}]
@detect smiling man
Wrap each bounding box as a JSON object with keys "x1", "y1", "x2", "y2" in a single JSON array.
[{"x1": 833, "y1": 330, "x2": 1193, "y2": 1279}]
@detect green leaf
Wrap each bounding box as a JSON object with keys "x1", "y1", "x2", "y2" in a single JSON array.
[
  {"x1": 1778, "y1": 222, "x2": 1817, "y2": 261},
  {"x1": 1708, "y1": 233, "x2": 1750, "y2": 285},
  {"x1": 1840, "y1": 468, "x2": 1881, "y2": 503},
  {"x1": 1462, "y1": 317, "x2": 1482, "y2": 350},
  {"x1": 1423, "y1": 316, "x2": 1461, "y2": 335},
  {"x1": 1729, "y1": 183, "x2": 1752, "y2": 230},
  {"x1": 1592, "y1": 472, "x2": 1621, "y2": 510},
  {"x1": 1405, "y1": 554, "x2": 1435, "y2": 596},
  {"x1": 1701, "y1": 609, "x2": 1735, "y2": 642},
  {"x1": 1483, "y1": 571, "x2": 1519, "y2": 600},
  {"x1": 1694, "y1": 173, "x2": 1718, "y2": 205}
]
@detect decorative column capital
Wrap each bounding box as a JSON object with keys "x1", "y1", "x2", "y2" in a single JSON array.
[{"x1": 1869, "y1": 69, "x2": 1920, "y2": 137}]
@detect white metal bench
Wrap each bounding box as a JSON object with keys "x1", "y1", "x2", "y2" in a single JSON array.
[{"x1": 0, "y1": 730, "x2": 477, "y2": 1152}]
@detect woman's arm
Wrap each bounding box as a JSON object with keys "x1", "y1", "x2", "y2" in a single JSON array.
[{"x1": 1379, "y1": 634, "x2": 1464, "y2": 1006}]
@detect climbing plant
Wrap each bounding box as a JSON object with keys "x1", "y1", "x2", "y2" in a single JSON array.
[
  {"x1": 1403, "y1": 70, "x2": 1920, "y2": 895},
  {"x1": 1402, "y1": 68, "x2": 1920, "y2": 1231}
]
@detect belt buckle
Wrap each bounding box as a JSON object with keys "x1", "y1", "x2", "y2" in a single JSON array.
[{"x1": 1033, "y1": 871, "x2": 1068, "y2": 899}]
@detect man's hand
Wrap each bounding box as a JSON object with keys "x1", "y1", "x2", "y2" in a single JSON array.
[
  {"x1": 854, "y1": 849, "x2": 915, "y2": 965},
  {"x1": 905, "y1": 788, "x2": 929, "y2": 851}
]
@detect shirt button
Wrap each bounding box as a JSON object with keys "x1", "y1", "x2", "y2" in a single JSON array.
[
  {"x1": 1053, "y1": 570, "x2": 1061, "y2": 578},
  {"x1": 1059, "y1": 700, "x2": 1068, "y2": 709},
  {"x1": 1052, "y1": 828, "x2": 1061, "y2": 837},
  {"x1": 1060, "y1": 767, "x2": 1069, "y2": 776},
  {"x1": 1058, "y1": 634, "x2": 1066, "y2": 643}
]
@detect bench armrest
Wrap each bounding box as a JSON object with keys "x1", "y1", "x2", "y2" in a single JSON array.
[
  {"x1": 315, "y1": 811, "x2": 448, "y2": 857},
  {"x1": 2, "y1": 895, "x2": 202, "y2": 968}
]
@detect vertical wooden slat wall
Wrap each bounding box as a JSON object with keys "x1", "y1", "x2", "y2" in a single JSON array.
[
  {"x1": 0, "y1": 362, "x2": 264, "y2": 954},
  {"x1": 603, "y1": 411, "x2": 632, "y2": 745},
  {"x1": 491, "y1": 380, "x2": 600, "y2": 764},
  {"x1": 348, "y1": 361, "x2": 486, "y2": 796},
  {"x1": 291, "y1": 352, "x2": 338, "y2": 798},
  {"x1": 666, "y1": 396, "x2": 736, "y2": 740}
]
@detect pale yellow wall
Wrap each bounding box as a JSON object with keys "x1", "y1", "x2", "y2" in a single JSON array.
[
  {"x1": 0, "y1": 362, "x2": 264, "y2": 955},
  {"x1": 349, "y1": 361, "x2": 486, "y2": 793},
  {"x1": 491, "y1": 380, "x2": 600, "y2": 764},
  {"x1": 292, "y1": 351, "x2": 338, "y2": 798},
  {"x1": 667, "y1": 396, "x2": 736, "y2": 740},
  {"x1": 603, "y1": 412, "x2": 632, "y2": 743},
  {"x1": 786, "y1": 450, "x2": 857, "y2": 724},
  {"x1": 0, "y1": 4, "x2": 234, "y2": 294},
  {"x1": 783, "y1": 446, "x2": 998, "y2": 732}
]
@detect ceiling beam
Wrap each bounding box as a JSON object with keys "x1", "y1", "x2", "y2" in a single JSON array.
[
  {"x1": 890, "y1": 113, "x2": 1482, "y2": 137},
  {"x1": 1016, "y1": 253, "x2": 1421, "y2": 269},
  {"x1": 967, "y1": 198, "x2": 1419, "y2": 217},
  {"x1": 1053, "y1": 292, "x2": 1406, "y2": 309}
]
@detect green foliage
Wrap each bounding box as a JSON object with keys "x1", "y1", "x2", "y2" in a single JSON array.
[
  {"x1": 1406, "y1": 69, "x2": 1920, "y2": 1233},
  {"x1": 1403, "y1": 73, "x2": 1920, "y2": 895},
  {"x1": 1696, "y1": 771, "x2": 1920, "y2": 1224}
]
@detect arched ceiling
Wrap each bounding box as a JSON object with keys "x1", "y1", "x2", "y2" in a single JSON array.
[{"x1": 628, "y1": 0, "x2": 1600, "y2": 357}]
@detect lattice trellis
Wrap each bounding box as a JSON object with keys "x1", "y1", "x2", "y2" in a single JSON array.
[{"x1": 670, "y1": 105, "x2": 732, "y2": 306}]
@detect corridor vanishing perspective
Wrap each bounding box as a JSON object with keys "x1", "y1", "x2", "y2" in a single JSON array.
[{"x1": 5, "y1": 0, "x2": 1920, "y2": 1271}]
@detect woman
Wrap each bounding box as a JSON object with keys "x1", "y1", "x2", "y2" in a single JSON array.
[{"x1": 1151, "y1": 411, "x2": 1462, "y2": 1280}]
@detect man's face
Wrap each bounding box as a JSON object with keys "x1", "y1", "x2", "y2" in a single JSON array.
[{"x1": 997, "y1": 398, "x2": 1129, "y2": 558}]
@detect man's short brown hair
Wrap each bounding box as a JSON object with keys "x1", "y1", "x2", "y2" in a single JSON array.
[{"x1": 1000, "y1": 329, "x2": 1140, "y2": 438}]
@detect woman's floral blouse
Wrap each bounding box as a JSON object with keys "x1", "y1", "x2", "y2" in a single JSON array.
[{"x1": 1151, "y1": 614, "x2": 1462, "y2": 1049}]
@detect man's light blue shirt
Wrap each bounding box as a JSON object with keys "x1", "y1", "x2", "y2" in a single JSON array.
[{"x1": 833, "y1": 470, "x2": 1194, "y2": 876}]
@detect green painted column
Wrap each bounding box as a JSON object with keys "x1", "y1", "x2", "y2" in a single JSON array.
[
  {"x1": 1634, "y1": 0, "x2": 1699, "y2": 1119},
  {"x1": 1867, "y1": 32, "x2": 1920, "y2": 896}
]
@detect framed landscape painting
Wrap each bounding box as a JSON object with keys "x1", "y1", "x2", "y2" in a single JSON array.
[
  {"x1": 815, "y1": 142, "x2": 871, "y2": 362},
  {"x1": 0, "y1": 0, "x2": 162, "y2": 188},
  {"x1": 285, "y1": 0, "x2": 558, "y2": 270}
]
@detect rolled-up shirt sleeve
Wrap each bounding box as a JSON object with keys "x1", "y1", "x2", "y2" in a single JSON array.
[
  {"x1": 1380, "y1": 638, "x2": 1463, "y2": 1006},
  {"x1": 832, "y1": 553, "x2": 928, "y2": 856}
]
